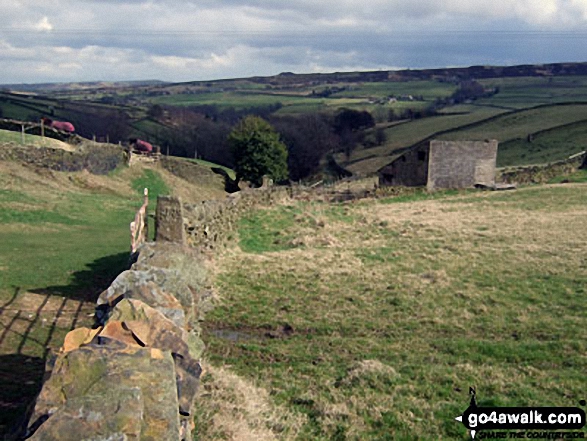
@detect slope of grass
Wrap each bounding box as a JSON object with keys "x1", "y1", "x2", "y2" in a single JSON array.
[
  {"x1": 331, "y1": 80, "x2": 456, "y2": 100},
  {"x1": 0, "y1": 167, "x2": 136, "y2": 436},
  {"x1": 0, "y1": 129, "x2": 75, "y2": 150},
  {"x1": 343, "y1": 107, "x2": 507, "y2": 174},
  {"x1": 131, "y1": 168, "x2": 169, "y2": 200},
  {"x1": 497, "y1": 120, "x2": 587, "y2": 166},
  {"x1": 188, "y1": 158, "x2": 236, "y2": 180},
  {"x1": 478, "y1": 76, "x2": 587, "y2": 108},
  {"x1": 437, "y1": 103, "x2": 587, "y2": 144},
  {"x1": 202, "y1": 184, "x2": 587, "y2": 439}
]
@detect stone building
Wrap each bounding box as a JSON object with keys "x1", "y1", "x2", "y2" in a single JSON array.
[{"x1": 378, "y1": 139, "x2": 498, "y2": 190}]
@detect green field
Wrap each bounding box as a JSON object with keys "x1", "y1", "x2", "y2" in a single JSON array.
[
  {"x1": 188, "y1": 158, "x2": 236, "y2": 180},
  {"x1": 346, "y1": 102, "x2": 587, "y2": 174},
  {"x1": 0, "y1": 129, "x2": 73, "y2": 150},
  {"x1": 437, "y1": 103, "x2": 587, "y2": 144},
  {"x1": 198, "y1": 181, "x2": 587, "y2": 440},
  {"x1": 130, "y1": 118, "x2": 168, "y2": 141},
  {"x1": 497, "y1": 120, "x2": 587, "y2": 166},
  {"x1": 478, "y1": 76, "x2": 587, "y2": 108},
  {"x1": 151, "y1": 91, "x2": 324, "y2": 109},
  {"x1": 330, "y1": 80, "x2": 456, "y2": 101},
  {"x1": 0, "y1": 165, "x2": 136, "y2": 435},
  {"x1": 339, "y1": 76, "x2": 587, "y2": 174},
  {"x1": 148, "y1": 80, "x2": 454, "y2": 117}
]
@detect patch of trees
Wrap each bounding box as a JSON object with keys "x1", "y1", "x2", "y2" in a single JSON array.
[
  {"x1": 58, "y1": 107, "x2": 131, "y2": 143},
  {"x1": 310, "y1": 86, "x2": 347, "y2": 98},
  {"x1": 332, "y1": 109, "x2": 375, "y2": 158},
  {"x1": 449, "y1": 81, "x2": 499, "y2": 105},
  {"x1": 334, "y1": 108, "x2": 375, "y2": 133},
  {"x1": 271, "y1": 114, "x2": 338, "y2": 182},
  {"x1": 228, "y1": 116, "x2": 288, "y2": 187},
  {"x1": 157, "y1": 107, "x2": 233, "y2": 168}
]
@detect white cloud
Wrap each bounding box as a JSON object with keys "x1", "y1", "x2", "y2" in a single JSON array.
[
  {"x1": 34, "y1": 16, "x2": 53, "y2": 31},
  {"x1": 1, "y1": 0, "x2": 587, "y2": 83}
]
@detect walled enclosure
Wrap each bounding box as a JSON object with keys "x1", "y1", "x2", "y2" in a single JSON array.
[{"x1": 378, "y1": 140, "x2": 499, "y2": 189}]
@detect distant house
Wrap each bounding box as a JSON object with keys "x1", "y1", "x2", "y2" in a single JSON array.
[{"x1": 379, "y1": 140, "x2": 498, "y2": 190}]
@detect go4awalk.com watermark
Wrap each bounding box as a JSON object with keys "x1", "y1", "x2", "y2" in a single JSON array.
[{"x1": 455, "y1": 388, "x2": 586, "y2": 439}]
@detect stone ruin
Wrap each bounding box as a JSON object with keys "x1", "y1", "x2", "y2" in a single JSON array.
[{"x1": 378, "y1": 139, "x2": 499, "y2": 190}]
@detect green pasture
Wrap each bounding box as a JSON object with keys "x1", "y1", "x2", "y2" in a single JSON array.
[
  {"x1": 188, "y1": 158, "x2": 236, "y2": 180},
  {"x1": 331, "y1": 80, "x2": 457, "y2": 100},
  {"x1": 437, "y1": 103, "x2": 587, "y2": 143},
  {"x1": 343, "y1": 106, "x2": 507, "y2": 174},
  {"x1": 478, "y1": 76, "x2": 587, "y2": 108},
  {"x1": 497, "y1": 119, "x2": 587, "y2": 166},
  {"x1": 0, "y1": 129, "x2": 43, "y2": 146}
]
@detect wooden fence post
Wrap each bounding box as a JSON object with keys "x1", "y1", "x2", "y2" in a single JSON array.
[{"x1": 130, "y1": 188, "x2": 149, "y2": 254}]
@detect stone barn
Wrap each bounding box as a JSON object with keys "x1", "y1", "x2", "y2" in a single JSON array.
[{"x1": 378, "y1": 140, "x2": 498, "y2": 190}]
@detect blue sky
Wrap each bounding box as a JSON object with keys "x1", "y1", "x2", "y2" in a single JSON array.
[{"x1": 1, "y1": 0, "x2": 587, "y2": 84}]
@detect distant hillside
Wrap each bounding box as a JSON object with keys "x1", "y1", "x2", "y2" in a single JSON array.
[
  {"x1": 1, "y1": 80, "x2": 167, "y2": 93},
  {"x1": 3, "y1": 62, "x2": 587, "y2": 181}
]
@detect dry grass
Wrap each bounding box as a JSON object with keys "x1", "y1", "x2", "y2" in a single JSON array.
[
  {"x1": 195, "y1": 362, "x2": 307, "y2": 440},
  {"x1": 203, "y1": 184, "x2": 587, "y2": 439}
]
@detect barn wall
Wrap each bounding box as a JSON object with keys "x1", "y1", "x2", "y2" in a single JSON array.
[{"x1": 427, "y1": 140, "x2": 498, "y2": 190}]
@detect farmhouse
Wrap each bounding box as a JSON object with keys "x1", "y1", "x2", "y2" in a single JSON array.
[{"x1": 378, "y1": 139, "x2": 499, "y2": 190}]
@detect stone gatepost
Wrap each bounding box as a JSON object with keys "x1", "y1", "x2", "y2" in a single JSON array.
[{"x1": 155, "y1": 195, "x2": 186, "y2": 244}]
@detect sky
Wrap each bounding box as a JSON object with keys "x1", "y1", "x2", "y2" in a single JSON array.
[{"x1": 1, "y1": 0, "x2": 587, "y2": 84}]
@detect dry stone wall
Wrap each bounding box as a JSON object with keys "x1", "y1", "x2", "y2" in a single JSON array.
[
  {"x1": 0, "y1": 142, "x2": 125, "y2": 175},
  {"x1": 182, "y1": 188, "x2": 291, "y2": 249},
  {"x1": 25, "y1": 242, "x2": 210, "y2": 441},
  {"x1": 498, "y1": 153, "x2": 586, "y2": 184}
]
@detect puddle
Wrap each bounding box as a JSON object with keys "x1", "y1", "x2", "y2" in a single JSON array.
[{"x1": 209, "y1": 329, "x2": 254, "y2": 342}]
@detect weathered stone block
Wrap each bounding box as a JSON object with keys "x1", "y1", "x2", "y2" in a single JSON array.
[
  {"x1": 155, "y1": 195, "x2": 186, "y2": 244},
  {"x1": 97, "y1": 268, "x2": 197, "y2": 329},
  {"x1": 28, "y1": 387, "x2": 143, "y2": 441},
  {"x1": 98, "y1": 270, "x2": 186, "y2": 328},
  {"x1": 28, "y1": 346, "x2": 180, "y2": 441}
]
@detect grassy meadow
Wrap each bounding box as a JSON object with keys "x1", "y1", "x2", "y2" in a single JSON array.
[{"x1": 198, "y1": 178, "x2": 587, "y2": 440}]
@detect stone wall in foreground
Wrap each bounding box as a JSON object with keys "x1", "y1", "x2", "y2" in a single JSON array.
[
  {"x1": 23, "y1": 184, "x2": 299, "y2": 441},
  {"x1": 24, "y1": 242, "x2": 211, "y2": 441}
]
